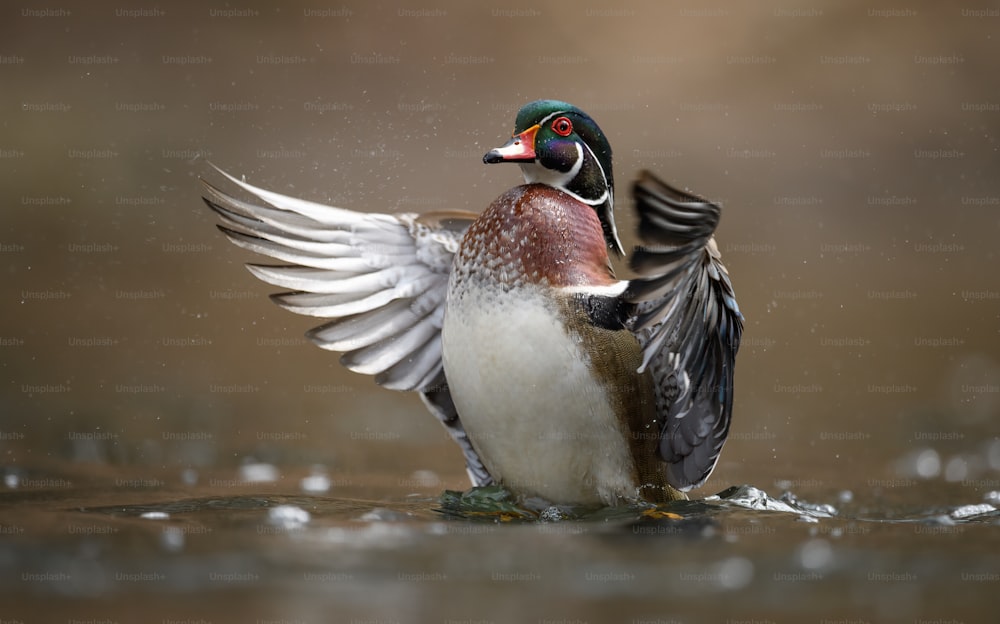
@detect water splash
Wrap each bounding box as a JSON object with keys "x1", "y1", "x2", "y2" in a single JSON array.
[{"x1": 706, "y1": 484, "x2": 837, "y2": 520}]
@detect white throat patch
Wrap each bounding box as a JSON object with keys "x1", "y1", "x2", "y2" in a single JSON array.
[{"x1": 518, "y1": 144, "x2": 610, "y2": 208}]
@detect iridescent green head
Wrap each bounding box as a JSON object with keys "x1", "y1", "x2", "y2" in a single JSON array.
[{"x1": 484, "y1": 99, "x2": 622, "y2": 256}]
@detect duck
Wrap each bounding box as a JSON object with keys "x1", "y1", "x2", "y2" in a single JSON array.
[{"x1": 202, "y1": 99, "x2": 742, "y2": 507}]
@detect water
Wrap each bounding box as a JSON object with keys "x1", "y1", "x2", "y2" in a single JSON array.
[{"x1": 3, "y1": 464, "x2": 996, "y2": 623}]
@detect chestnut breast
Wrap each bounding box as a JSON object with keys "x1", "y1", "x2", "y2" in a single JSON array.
[{"x1": 454, "y1": 184, "x2": 616, "y2": 289}]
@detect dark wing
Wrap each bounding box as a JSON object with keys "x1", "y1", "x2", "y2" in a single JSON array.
[
  {"x1": 201, "y1": 165, "x2": 492, "y2": 486},
  {"x1": 624, "y1": 170, "x2": 743, "y2": 492}
]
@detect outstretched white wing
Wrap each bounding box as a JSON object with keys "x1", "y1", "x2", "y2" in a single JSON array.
[{"x1": 202, "y1": 166, "x2": 493, "y2": 485}]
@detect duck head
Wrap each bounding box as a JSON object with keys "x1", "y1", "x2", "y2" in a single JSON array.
[{"x1": 484, "y1": 99, "x2": 623, "y2": 256}]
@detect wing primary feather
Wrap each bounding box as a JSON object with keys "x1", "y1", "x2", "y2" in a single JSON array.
[
  {"x1": 626, "y1": 169, "x2": 743, "y2": 491},
  {"x1": 202, "y1": 164, "x2": 490, "y2": 487}
]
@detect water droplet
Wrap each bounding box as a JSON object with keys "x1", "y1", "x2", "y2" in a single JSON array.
[
  {"x1": 944, "y1": 456, "x2": 968, "y2": 482},
  {"x1": 718, "y1": 556, "x2": 754, "y2": 590},
  {"x1": 301, "y1": 471, "x2": 331, "y2": 494},
  {"x1": 914, "y1": 449, "x2": 941, "y2": 478},
  {"x1": 180, "y1": 468, "x2": 198, "y2": 486},
  {"x1": 798, "y1": 538, "x2": 833, "y2": 569},
  {"x1": 239, "y1": 462, "x2": 279, "y2": 483},
  {"x1": 268, "y1": 504, "x2": 311, "y2": 530},
  {"x1": 161, "y1": 526, "x2": 185, "y2": 552}
]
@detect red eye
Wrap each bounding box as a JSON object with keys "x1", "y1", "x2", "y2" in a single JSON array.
[{"x1": 551, "y1": 116, "x2": 573, "y2": 137}]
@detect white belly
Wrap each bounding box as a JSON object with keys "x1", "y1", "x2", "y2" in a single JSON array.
[{"x1": 441, "y1": 285, "x2": 637, "y2": 506}]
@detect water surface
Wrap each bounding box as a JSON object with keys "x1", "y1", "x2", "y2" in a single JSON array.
[{"x1": 3, "y1": 462, "x2": 996, "y2": 622}]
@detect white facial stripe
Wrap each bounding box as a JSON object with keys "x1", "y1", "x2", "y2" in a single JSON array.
[
  {"x1": 582, "y1": 141, "x2": 611, "y2": 200},
  {"x1": 581, "y1": 137, "x2": 621, "y2": 250},
  {"x1": 536, "y1": 109, "x2": 570, "y2": 127}
]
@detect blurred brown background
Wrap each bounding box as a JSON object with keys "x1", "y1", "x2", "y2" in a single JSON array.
[{"x1": 2, "y1": 0, "x2": 998, "y2": 501}]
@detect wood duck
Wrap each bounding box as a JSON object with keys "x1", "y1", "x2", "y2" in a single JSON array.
[{"x1": 202, "y1": 99, "x2": 742, "y2": 507}]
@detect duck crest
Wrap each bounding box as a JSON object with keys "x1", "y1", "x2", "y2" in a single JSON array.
[{"x1": 453, "y1": 184, "x2": 615, "y2": 292}]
